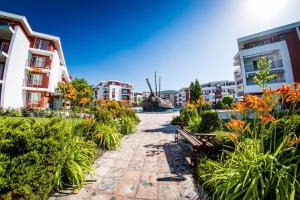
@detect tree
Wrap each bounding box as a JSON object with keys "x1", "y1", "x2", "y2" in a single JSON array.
[
  {"x1": 189, "y1": 81, "x2": 195, "y2": 102},
  {"x1": 71, "y1": 78, "x2": 93, "y2": 107},
  {"x1": 222, "y1": 96, "x2": 234, "y2": 107},
  {"x1": 189, "y1": 79, "x2": 203, "y2": 102},
  {"x1": 194, "y1": 79, "x2": 202, "y2": 101},
  {"x1": 253, "y1": 57, "x2": 277, "y2": 89}
]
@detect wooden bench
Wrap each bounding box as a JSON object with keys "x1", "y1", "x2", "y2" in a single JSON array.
[{"x1": 175, "y1": 125, "x2": 215, "y2": 166}]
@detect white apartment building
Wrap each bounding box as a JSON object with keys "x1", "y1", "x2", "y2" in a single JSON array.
[
  {"x1": 201, "y1": 81, "x2": 236, "y2": 103},
  {"x1": 234, "y1": 21, "x2": 300, "y2": 95},
  {"x1": 0, "y1": 11, "x2": 70, "y2": 109},
  {"x1": 175, "y1": 88, "x2": 189, "y2": 108},
  {"x1": 94, "y1": 80, "x2": 134, "y2": 102},
  {"x1": 234, "y1": 67, "x2": 244, "y2": 101}
]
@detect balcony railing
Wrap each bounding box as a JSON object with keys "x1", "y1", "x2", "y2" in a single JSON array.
[
  {"x1": 24, "y1": 79, "x2": 43, "y2": 87},
  {"x1": 26, "y1": 59, "x2": 51, "y2": 70},
  {"x1": 245, "y1": 60, "x2": 283, "y2": 73},
  {"x1": 0, "y1": 42, "x2": 9, "y2": 54}
]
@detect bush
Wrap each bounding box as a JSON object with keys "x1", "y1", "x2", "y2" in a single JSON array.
[
  {"x1": 199, "y1": 111, "x2": 221, "y2": 133},
  {"x1": 222, "y1": 96, "x2": 234, "y2": 108},
  {"x1": 94, "y1": 108, "x2": 114, "y2": 124},
  {"x1": 118, "y1": 114, "x2": 137, "y2": 135},
  {"x1": 187, "y1": 114, "x2": 201, "y2": 133},
  {"x1": 215, "y1": 101, "x2": 224, "y2": 110},
  {"x1": 94, "y1": 123, "x2": 121, "y2": 150},
  {"x1": 0, "y1": 117, "x2": 96, "y2": 199},
  {"x1": 171, "y1": 116, "x2": 183, "y2": 125}
]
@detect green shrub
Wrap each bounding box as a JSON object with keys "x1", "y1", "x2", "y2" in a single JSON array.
[
  {"x1": 94, "y1": 123, "x2": 121, "y2": 150},
  {"x1": 56, "y1": 136, "x2": 96, "y2": 189},
  {"x1": 118, "y1": 114, "x2": 137, "y2": 135},
  {"x1": 180, "y1": 106, "x2": 198, "y2": 126},
  {"x1": 171, "y1": 116, "x2": 183, "y2": 125},
  {"x1": 215, "y1": 101, "x2": 224, "y2": 110},
  {"x1": 94, "y1": 108, "x2": 114, "y2": 124},
  {"x1": 0, "y1": 117, "x2": 96, "y2": 199},
  {"x1": 199, "y1": 111, "x2": 221, "y2": 133},
  {"x1": 187, "y1": 115, "x2": 201, "y2": 133},
  {"x1": 222, "y1": 96, "x2": 234, "y2": 108},
  {"x1": 199, "y1": 137, "x2": 299, "y2": 200}
]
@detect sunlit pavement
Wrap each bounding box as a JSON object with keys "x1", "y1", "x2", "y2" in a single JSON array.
[{"x1": 50, "y1": 112, "x2": 200, "y2": 200}]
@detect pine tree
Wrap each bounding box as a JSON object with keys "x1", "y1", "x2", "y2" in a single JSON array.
[
  {"x1": 194, "y1": 79, "x2": 202, "y2": 101},
  {"x1": 189, "y1": 81, "x2": 195, "y2": 102}
]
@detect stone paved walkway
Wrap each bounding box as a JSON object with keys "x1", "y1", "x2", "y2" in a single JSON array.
[{"x1": 51, "y1": 113, "x2": 199, "y2": 200}]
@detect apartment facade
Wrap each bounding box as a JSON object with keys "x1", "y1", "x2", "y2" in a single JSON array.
[
  {"x1": 160, "y1": 90, "x2": 176, "y2": 106},
  {"x1": 0, "y1": 11, "x2": 70, "y2": 109},
  {"x1": 201, "y1": 81, "x2": 236, "y2": 103},
  {"x1": 234, "y1": 67, "x2": 244, "y2": 101},
  {"x1": 94, "y1": 80, "x2": 134, "y2": 102},
  {"x1": 175, "y1": 88, "x2": 189, "y2": 108},
  {"x1": 234, "y1": 21, "x2": 300, "y2": 95}
]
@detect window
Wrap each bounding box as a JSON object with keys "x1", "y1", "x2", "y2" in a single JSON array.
[
  {"x1": 28, "y1": 73, "x2": 43, "y2": 86},
  {"x1": 34, "y1": 39, "x2": 49, "y2": 50},
  {"x1": 31, "y1": 56, "x2": 46, "y2": 68},
  {"x1": 26, "y1": 92, "x2": 41, "y2": 104}
]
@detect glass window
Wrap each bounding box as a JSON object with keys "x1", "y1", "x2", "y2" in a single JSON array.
[
  {"x1": 31, "y1": 56, "x2": 46, "y2": 68},
  {"x1": 34, "y1": 39, "x2": 49, "y2": 50}
]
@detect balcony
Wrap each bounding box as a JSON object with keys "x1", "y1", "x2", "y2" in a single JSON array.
[
  {"x1": 25, "y1": 59, "x2": 51, "y2": 71},
  {"x1": 23, "y1": 76, "x2": 49, "y2": 89},
  {"x1": 0, "y1": 22, "x2": 14, "y2": 40},
  {"x1": 244, "y1": 60, "x2": 283, "y2": 73},
  {"x1": 0, "y1": 41, "x2": 9, "y2": 59},
  {"x1": 122, "y1": 89, "x2": 131, "y2": 95}
]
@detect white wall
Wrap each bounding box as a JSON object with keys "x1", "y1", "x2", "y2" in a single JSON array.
[
  {"x1": 1, "y1": 27, "x2": 29, "y2": 108},
  {"x1": 240, "y1": 41, "x2": 294, "y2": 94},
  {"x1": 48, "y1": 50, "x2": 61, "y2": 92}
]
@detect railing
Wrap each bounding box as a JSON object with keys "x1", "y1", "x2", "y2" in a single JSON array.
[
  {"x1": 26, "y1": 59, "x2": 51, "y2": 69},
  {"x1": 245, "y1": 60, "x2": 283, "y2": 72},
  {"x1": 122, "y1": 90, "x2": 131, "y2": 94},
  {"x1": 26, "y1": 101, "x2": 41, "y2": 108},
  {"x1": 0, "y1": 42, "x2": 9, "y2": 54},
  {"x1": 24, "y1": 79, "x2": 43, "y2": 87}
]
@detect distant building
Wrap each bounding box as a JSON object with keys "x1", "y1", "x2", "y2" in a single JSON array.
[
  {"x1": 160, "y1": 90, "x2": 176, "y2": 105},
  {"x1": 94, "y1": 80, "x2": 134, "y2": 102},
  {"x1": 175, "y1": 88, "x2": 190, "y2": 108},
  {"x1": 133, "y1": 92, "x2": 143, "y2": 106},
  {"x1": 201, "y1": 81, "x2": 235, "y2": 103},
  {"x1": 233, "y1": 21, "x2": 300, "y2": 95},
  {"x1": 234, "y1": 67, "x2": 244, "y2": 101},
  {"x1": 0, "y1": 11, "x2": 70, "y2": 109}
]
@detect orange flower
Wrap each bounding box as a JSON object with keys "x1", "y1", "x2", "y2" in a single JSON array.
[
  {"x1": 288, "y1": 137, "x2": 300, "y2": 146},
  {"x1": 235, "y1": 102, "x2": 248, "y2": 115},
  {"x1": 258, "y1": 114, "x2": 276, "y2": 124},
  {"x1": 80, "y1": 97, "x2": 90, "y2": 104},
  {"x1": 276, "y1": 84, "x2": 292, "y2": 99},
  {"x1": 226, "y1": 119, "x2": 245, "y2": 130}
]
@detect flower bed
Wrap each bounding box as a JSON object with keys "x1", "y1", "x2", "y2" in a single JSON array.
[{"x1": 0, "y1": 100, "x2": 139, "y2": 199}]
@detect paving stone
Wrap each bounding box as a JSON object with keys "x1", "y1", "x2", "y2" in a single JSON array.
[{"x1": 50, "y1": 113, "x2": 201, "y2": 200}]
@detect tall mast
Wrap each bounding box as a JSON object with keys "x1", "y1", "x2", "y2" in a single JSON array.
[
  {"x1": 159, "y1": 76, "x2": 161, "y2": 97},
  {"x1": 155, "y1": 72, "x2": 158, "y2": 96}
]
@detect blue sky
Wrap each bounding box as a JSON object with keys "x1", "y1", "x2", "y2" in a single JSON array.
[{"x1": 1, "y1": 0, "x2": 300, "y2": 91}]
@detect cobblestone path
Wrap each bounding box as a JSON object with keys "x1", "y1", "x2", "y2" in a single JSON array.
[{"x1": 50, "y1": 113, "x2": 200, "y2": 200}]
